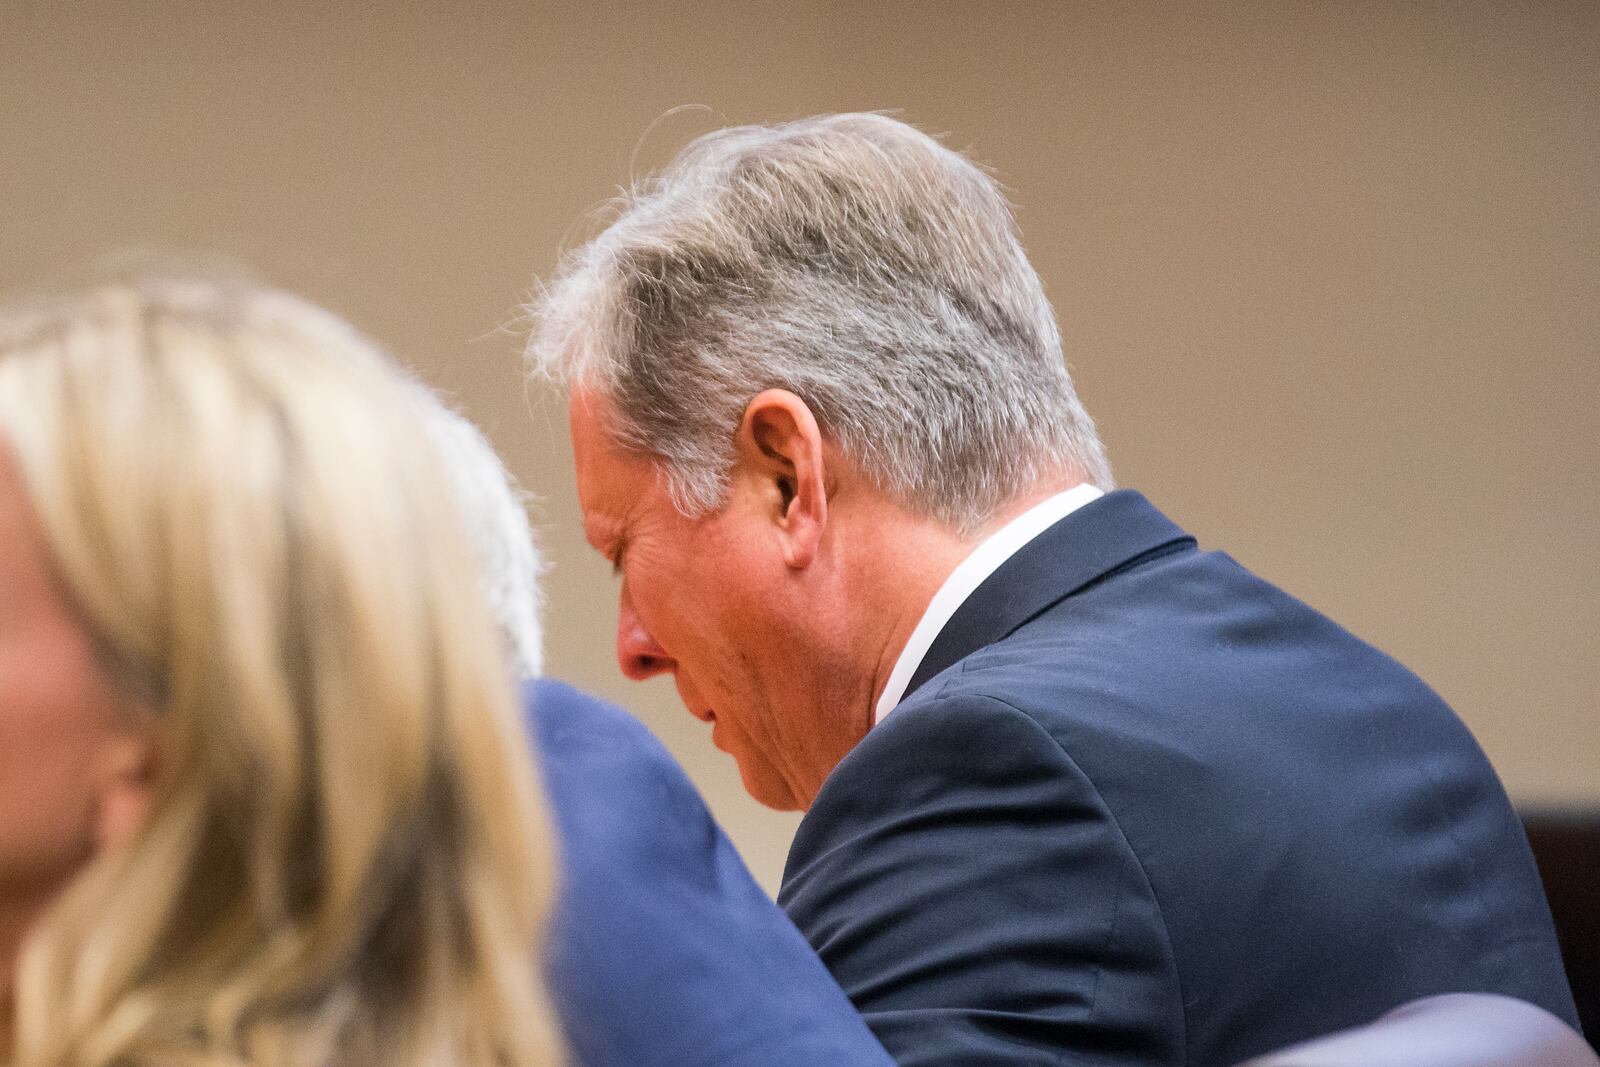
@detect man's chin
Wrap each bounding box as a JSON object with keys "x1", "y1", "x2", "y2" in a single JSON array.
[{"x1": 735, "y1": 757, "x2": 804, "y2": 812}]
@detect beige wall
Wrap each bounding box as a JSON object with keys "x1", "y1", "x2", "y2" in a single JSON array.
[{"x1": 3, "y1": 1, "x2": 1595, "y2": 892}]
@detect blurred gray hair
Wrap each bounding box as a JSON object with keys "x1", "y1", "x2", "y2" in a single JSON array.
[
  {"x1": 526, "y1": 112, "x2": 1111, "y2": 534},
  {"x1": 409, "y1": 384, "x2": 545, "y2": 680}
]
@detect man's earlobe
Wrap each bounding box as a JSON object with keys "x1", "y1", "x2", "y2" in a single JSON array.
[{"x1": 738, "y1": 389, "x2": 827, "y2": 570}]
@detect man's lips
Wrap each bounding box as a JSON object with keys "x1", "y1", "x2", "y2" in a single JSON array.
[{"x1": 682, "y1": 697, "x2": 723, "y2": 747}]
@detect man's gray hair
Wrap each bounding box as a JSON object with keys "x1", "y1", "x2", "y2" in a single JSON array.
[
  {"x1": 409, "y1": 384, "x2": 545, "y2": 681},
  {"x1": 526, "y1": 112, "x2": 1112, "y2": 534}
]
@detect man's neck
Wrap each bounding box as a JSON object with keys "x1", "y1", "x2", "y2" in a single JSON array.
[
  {"x1": 862, "y1": 478, "x2": 1086, "y2": 715},
  {"x1": 860, "y1": 525, "x2": 974, "y2": 713}
]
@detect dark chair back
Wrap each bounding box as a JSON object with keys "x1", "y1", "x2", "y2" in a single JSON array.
[{"x1": 1522, "y1": 807, "x2": 1600, "y2": 1045}]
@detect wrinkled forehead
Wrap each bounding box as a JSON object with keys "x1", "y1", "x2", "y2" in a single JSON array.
[
  {"x1": 567, "y1": 383, "x2": 648, "y2": 475},
  {"x1": 567, "y1": 385, "x2": 611, "y2": 497},
  {"x1": 568, "y1": 387, "x2": 631, "y2": 532},
  {"x1": 566, "y1": 384, "x2": 608, "y2": 458}
]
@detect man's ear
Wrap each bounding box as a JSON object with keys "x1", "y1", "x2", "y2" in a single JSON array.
[
  {"x1": 735, "y1": 389, "x2": 827, "y2": 570},
  {"x1": 93, "y1": 730, "x2": 156, "y2": 855}
]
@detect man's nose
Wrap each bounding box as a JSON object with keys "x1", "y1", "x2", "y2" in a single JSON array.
[{"x1": 616, "y1": 596, "x2": 674, "y2": 681}]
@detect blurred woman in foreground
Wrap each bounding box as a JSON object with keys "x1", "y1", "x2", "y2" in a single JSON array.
[{"x1": 0, "y1": 277, "x2": 560, "y2": 1067}]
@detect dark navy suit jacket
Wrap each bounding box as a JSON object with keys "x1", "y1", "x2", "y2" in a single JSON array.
[
  {"x1": 780, "y1": 491, "x2": 1576, "y2": 1067},
  {"x1": 525, "y1": 678, "x2": 894, "y2": 1067}
]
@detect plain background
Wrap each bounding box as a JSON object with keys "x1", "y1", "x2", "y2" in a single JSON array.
[{"x1": 3, "y1": 1, "x2": 1595, "y2": 892}]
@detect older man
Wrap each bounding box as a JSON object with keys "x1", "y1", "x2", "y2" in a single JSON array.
[
  {"x1": 416, "y1": 388, "x2": 894, "y2": 1067},
  {"x1": 527, "y1": 114, "x2": 1576, "y2": 1066}
]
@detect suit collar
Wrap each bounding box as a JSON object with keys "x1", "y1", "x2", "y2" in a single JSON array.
[{"x1": 900, "y1": 489, "x2": 1196, "y2": 702}]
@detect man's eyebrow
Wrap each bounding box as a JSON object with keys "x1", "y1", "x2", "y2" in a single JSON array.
[
  {"x1": 582, "y1": 519, "x2": 625, "y2": 574},
  {"x1": 580, "y1": 516, "x2": 611, "y2": 551},
  {"x1": 605, "y1": 533, "x2": 627, "y2": 576}
]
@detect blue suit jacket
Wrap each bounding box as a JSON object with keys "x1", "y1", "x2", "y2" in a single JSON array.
[
  {"x1": 525, "y1": 678, "x2": 894, "y2": 1067},
  {"x1": 780, "y1": 491, "x2": 1577, "y2": 1066}
]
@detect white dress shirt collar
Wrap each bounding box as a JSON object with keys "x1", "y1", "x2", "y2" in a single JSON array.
[{"x1": 873, "y1": 483, "x2": 1105, "y2": 724}]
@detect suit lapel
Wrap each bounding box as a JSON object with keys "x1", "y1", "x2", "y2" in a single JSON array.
[{"x1": 902, "y1": 490, "x2": 1196, "y2": 701}]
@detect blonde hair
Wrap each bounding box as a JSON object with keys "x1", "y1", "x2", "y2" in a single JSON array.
[{"x1": 0, "y1": 277, "x2": 561, "y2": 1067}]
